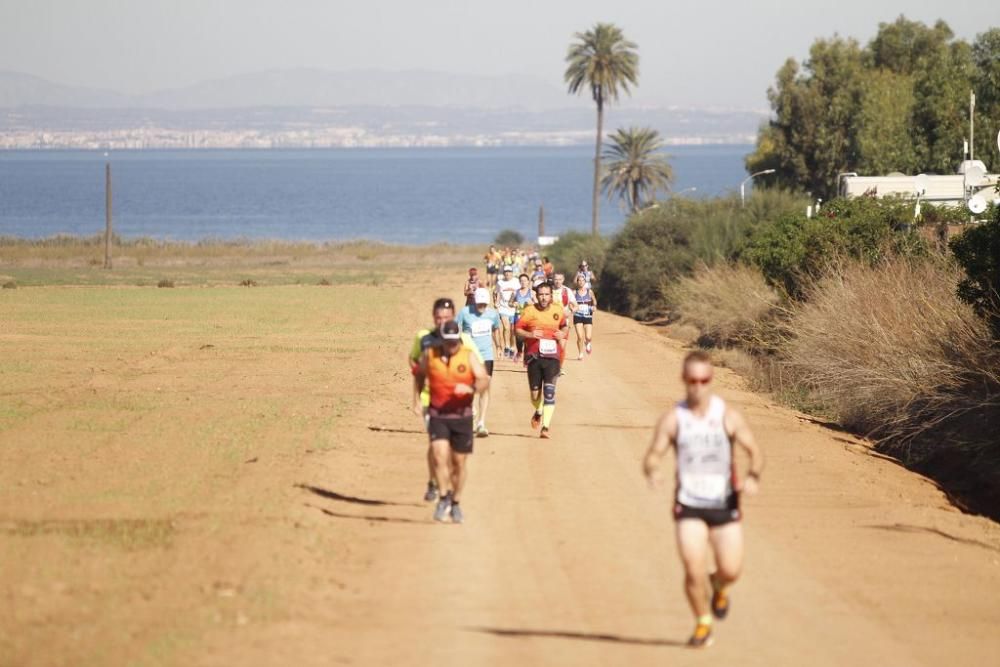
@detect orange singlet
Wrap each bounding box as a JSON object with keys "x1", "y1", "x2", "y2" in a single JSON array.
[
  {"x1": 426, "y1": 346, "x2": 475, "y2": 416},
  {"x1": 515, "y1": 304, "x2": 567, "y2": 361}
]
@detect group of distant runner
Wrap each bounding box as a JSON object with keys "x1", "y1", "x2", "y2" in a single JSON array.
[{"x1": 406, "y1": 243, "x2": 764, "y2": 649}]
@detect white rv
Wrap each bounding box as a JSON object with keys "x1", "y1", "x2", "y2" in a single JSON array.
[{"x1": 839, "y1": 160, "x2": 998, "y2": 210}]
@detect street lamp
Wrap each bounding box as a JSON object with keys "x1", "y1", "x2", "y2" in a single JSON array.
[{"x1": 740, "y1": 169, "x2": 775, "y2": 207}]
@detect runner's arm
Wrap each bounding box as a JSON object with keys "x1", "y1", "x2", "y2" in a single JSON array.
[
  {"x1": 412, "y1": 350, "x2": 430, "y2": 413},
  {"x1": 643, "y1": 410, "x2": 678, "y2": 488},
  {"x1": 468, "y1": 353, "x2": 490, "y2": 395},
  {"x1": 726, "y1": 408, "x2": 763, "y2": 495}
]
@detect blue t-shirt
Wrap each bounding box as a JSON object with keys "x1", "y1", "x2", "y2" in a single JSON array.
[{"x1": 455, "y1": 305, "x2": 500, "y2": 362}]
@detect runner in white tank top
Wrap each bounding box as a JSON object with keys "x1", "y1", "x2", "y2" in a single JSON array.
[{"x1": 643, "y1": 351, "x2": 764, "y2": 648}]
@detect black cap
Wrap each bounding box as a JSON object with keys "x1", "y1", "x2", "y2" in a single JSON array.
[{"x1": 439, "y1": 320, "x2": 461, "y2": 340}]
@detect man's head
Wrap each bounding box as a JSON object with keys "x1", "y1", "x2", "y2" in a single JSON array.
[
  {"x1": 474, "y1": 287, "x2": 490, "y2": 312},
  {"x1": 431, "y1": 297, "x2": 455, "y2": 328},
  {"x1": 503, "y1": 266, "x2": 514, "y2": 279},
  {"x1": 579, "y1": 261, "x2": 589, "y2": 272},
  {"x1": 682, "y1": 350, "x2": 714, "y2": 403},
  {"x1": 575, "y1": 273, "x2": 586, "y2": 288},
  {"x1": 534, "y1": 282, "x2": 553, "y2": 309},
  {"x1": 519, "y1": 273, "x2": 530, "y2": 288},
  {"x1": 468, "y1": 267, "x2": 478, "y2": 278},
  {"x1": 439, "y1": 320, "x2": 462, "y2": 354},
  {"x1": 553, "y1": 273, "x2": 565, "y2": 288},
  {"x1": 489, "y1": 245, "x2": 495, "y2": 252},
  {"x1": 543, "y1": 256, "x2": 550, "y2": 264}
]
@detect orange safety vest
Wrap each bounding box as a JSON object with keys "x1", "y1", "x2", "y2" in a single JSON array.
[{"x1": 427, "y1": 345, "x2": 475, "y2": 416}]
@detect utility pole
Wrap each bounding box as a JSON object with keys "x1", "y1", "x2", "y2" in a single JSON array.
[
  {"x1": 970, "y1": 90, "x2": 976, "y2": 161},
  {"x1": 538, "y1": 204, "x2": 545, "y2": 237},
  {"x1": 104, "y1": 156, "x2": 113, "y2": 269}
]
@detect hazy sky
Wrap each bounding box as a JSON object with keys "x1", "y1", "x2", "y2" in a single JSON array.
[{"x1": 1, "y1": 0, "x2": 995, "y2": 109}]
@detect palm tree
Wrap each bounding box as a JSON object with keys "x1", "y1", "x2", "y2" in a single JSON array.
[
  {"x1": 564, "y1": 23, "x2": 639, "y2": 235},
  {"x1": 601, "y1": 127, "x2": 674, "y2": 213}
]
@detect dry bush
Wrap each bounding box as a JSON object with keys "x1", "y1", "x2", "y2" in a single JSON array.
[
  {"x1": 783, "y1": 257, "x2": 1000, "y2": 444},
  {"x1": 663, "y1": 262, "x2": 782, "y2": 352}
]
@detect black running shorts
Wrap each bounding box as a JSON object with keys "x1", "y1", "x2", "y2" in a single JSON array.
[
  {"x1": 573, "y1": 314, "x2": 594, "y2": 325},
  {"x1": 428, "y1": 416, "x2": 474, "y2": 454},
  {"x1": 526, "y1": 356, "x2": 561, "y2": 390},
  {"x1": 673, "y1": 497, "x2": 741, "y2": 527}
]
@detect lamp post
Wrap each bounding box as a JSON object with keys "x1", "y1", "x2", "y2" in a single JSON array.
[{"x1": 740, "y1": 169, "x2": 775, "y2": 207}]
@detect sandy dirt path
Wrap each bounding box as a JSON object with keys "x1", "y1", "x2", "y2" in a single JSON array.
[
  {"x1": 3, "y1": 267, "x2": 999, "y2": 666},
  {"x1": 190, "y1": 272, "x2": 1000, "y2": 666}
]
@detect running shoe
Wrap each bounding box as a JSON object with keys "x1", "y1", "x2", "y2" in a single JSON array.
[
  {"x1": 586, "y1": 341, "x2": 593, "y2": 355},
  {"x1": 450, "y1": 504, "x2": 464, "y2": 524},
  {"x1": 530, "y1": 412, "x2": 542, "y2": 430},
  {"x1": 710, "y1": 576, "x2": 730, "y2": 620},
  {"x1": 475, "y1": 422, "x2": 489, "y2": 438},
  {"x1": 433, "y1": 494, "x2": 452, "y2": 522},
  {"x1": 577, "y1": 352, "x2": 585, "y2": 361},
  {"x1": 687, "y1": 622, "x2": 713, "y2": 648},
  {"x1": 423, "y1": 480, "x2": 438, "y2": 502},
  {"x1": 540, "y1": 427, "x2": 550, "y2": 439}
]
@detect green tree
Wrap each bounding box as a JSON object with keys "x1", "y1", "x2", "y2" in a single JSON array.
[
  {"x1": 857, "y1": 69, "x2": 918, "y2": 175},
  {"x1": 600, "y1": 126, "x2": 674, "y2": 213},
  {"x1": 972, "y1": 29, "x2": 1000, "y2": 171},
  {"x1": 565, "y1": 23, "x2": 639, "y2": 235},
  {"x1": 950, "y1": 202, "x2": 1000, "y2": 337},
  {"x1": 746, "y1": 37, "x2": 865, "y2": 199}
]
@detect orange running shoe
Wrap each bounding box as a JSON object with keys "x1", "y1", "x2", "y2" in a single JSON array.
[
  {"x1": 688, "y1": 622, "x2": 713, "y2": 648},
  {"x1": 710, "y1": 576, "x2": 730, "y2": 620},
  {"x1": 530, "y1": 412, "x2": 542, "y2": 430}
]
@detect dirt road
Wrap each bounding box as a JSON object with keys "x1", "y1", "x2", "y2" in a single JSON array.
[{"x1": 3, "y1": 267, "x2": 999, "y2": 666}]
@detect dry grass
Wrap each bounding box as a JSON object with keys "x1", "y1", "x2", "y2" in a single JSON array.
[
  {"x1": 663, "y1": 262, "x2": 782, "y2": 352},
  {"x1": 783, "y1": 258, "x2": 1000, "y2": 445}
]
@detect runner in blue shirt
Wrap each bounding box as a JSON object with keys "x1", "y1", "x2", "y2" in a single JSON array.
[{"x1": 455, "y1": 287, "x2": 502, "y2": 437}]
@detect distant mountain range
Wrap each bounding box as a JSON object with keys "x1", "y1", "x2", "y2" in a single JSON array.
[
  {"x1": 0, "y1": 68, "x2": 582, "y2": 110},
  {"x1": 0, "y1": 69, "x2": 767, "y2": 148}
]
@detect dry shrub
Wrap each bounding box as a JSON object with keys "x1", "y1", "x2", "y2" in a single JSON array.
[
  {"x1": 784, "y1": 258, "x2": 1000, "y2": 444},
  {"x1": 663, "y1": 262, "x2": 781, "y2": 352}
]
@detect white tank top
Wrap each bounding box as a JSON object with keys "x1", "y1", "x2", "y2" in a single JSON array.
[{"x1": 674, "y1": 395, "x2": 734, "y2": 509}]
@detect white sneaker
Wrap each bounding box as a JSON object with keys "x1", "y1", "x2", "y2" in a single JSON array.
[
  {"x1": 475, "y1": 422, "x2": 489, "y2": 438},
  {"x1": 577, "y1": 352, "x2": 585, "y2": 360}
]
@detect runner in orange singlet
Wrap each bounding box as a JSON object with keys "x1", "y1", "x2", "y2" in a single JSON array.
[
  {"x1": 415, "y1": 320, "x2": 490, "y2": 524},
  {"x1": 514, "y1": 282, "x2": 568, "y2": 439}
]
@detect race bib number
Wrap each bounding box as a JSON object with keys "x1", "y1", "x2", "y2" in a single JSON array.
[
  {"x1": 470, "y1": 319, "x2": 492, "y2": 338},
  {"x1": 538, "y1": 338, "x2": 559, "y2": 357},
  {"x1": 679, "y1": 473, "x2": 727, "y2": 503},
  {"x1": 576, "y1": 304, "x2": 592, "y2": 316}
]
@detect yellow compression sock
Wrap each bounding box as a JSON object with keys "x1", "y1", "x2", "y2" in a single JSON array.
[
  {"x1": 542, "y1": 404, "x2": 555, "y2": 428},
  {"x1": 532, "y1": 395, "x2": 543, "y2": 413},
  {"x1": 697, "y1": 614, "x2": 713, "y2": 626}
]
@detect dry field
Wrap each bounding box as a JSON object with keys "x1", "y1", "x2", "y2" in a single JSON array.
[{"x1": 2, "y1": 251, "x2": 999, "y2": 666}]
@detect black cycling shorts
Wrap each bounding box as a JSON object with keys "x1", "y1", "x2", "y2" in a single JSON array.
[
  {"x1": 673, "y1": 496, "x2": 741, "y2": 527},
  {"x1": 573, "y1": 314, "x2": 594, "y2": 325},
  {"x1": 526, "y1": 356, "x2": 561, "y2": 389},
  {"x1": 428, "y1": 416, "x2": 474, "y2": 454}
]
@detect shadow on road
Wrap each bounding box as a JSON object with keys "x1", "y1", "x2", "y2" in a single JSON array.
[
  {"x1": 296, "y1": 484, "x2": 423, "y2": 508},
  {"x1": 367, "y1": 425, "x2": 537, "y2": 440},
  {"x1": 866, "y1": 523, "x2": 1000, "y2": 553},
  {"x1": 467, "y1": 626, "x2": 686, "y2": 647},
  {"x1": 304, "y1": 503, "x2": 433, "y2": 525}
]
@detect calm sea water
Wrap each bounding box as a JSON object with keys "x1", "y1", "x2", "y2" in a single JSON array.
[{"x1": 0, "y1": 145, "x2": 751, "y2": 243}]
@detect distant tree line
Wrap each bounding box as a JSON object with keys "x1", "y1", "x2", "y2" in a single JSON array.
[{"x1": 747, "y1": 16, "x2": 1000, "y2": 199}]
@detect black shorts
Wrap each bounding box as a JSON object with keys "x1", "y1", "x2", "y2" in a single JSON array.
[
  {"x1": 486, "y1": 266, "x2": 498, "y2": 275},
  {"x1": 428, "y1": 416, "x2": 474, "y2": 454},
  {"x1": 573, "y1": 314, "x2": 594, "y2": 325},
  {"x1": 673, "y1": 497, "x2": 741, "y2": 527},
  {"x1": 526, "y1": 356, "x2": 561, "y2": 389},
  {"x1": 484, "y1": 360, "x2": 494, "y2": 376}
]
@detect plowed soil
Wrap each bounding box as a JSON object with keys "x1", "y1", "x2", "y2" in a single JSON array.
[{"x1": 2, "y1": 265, "x2": 999, "y2": 666}]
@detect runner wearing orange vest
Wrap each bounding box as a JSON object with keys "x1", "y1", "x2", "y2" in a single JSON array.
[{"x1": 414, "y1": 320, "x2": 490, "y2": 524}]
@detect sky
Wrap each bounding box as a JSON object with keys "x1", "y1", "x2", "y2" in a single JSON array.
[{"x1": 0, "y1": 0, "x2": 996, "y2": 109}]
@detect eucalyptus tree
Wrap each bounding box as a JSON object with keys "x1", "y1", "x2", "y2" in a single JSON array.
[
  {"x1": 565, "y1": 23, "x2": 639, "y2": 235},
  {"x1": 601, "y1": 126, "x2": 674, "y2": 213}
]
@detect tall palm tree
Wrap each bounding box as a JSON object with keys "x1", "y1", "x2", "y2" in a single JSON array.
[
  {"x1": 601, "y1": 127, "x2": 674, "y2": 213},
  {"x1": 565, "y1": 23, "x2": 639, "y2": 235}
]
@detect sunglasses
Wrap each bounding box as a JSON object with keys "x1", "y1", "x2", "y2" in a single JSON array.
[{"x1": 684, "y1": 376, "x2": 712, "y2": 385}]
